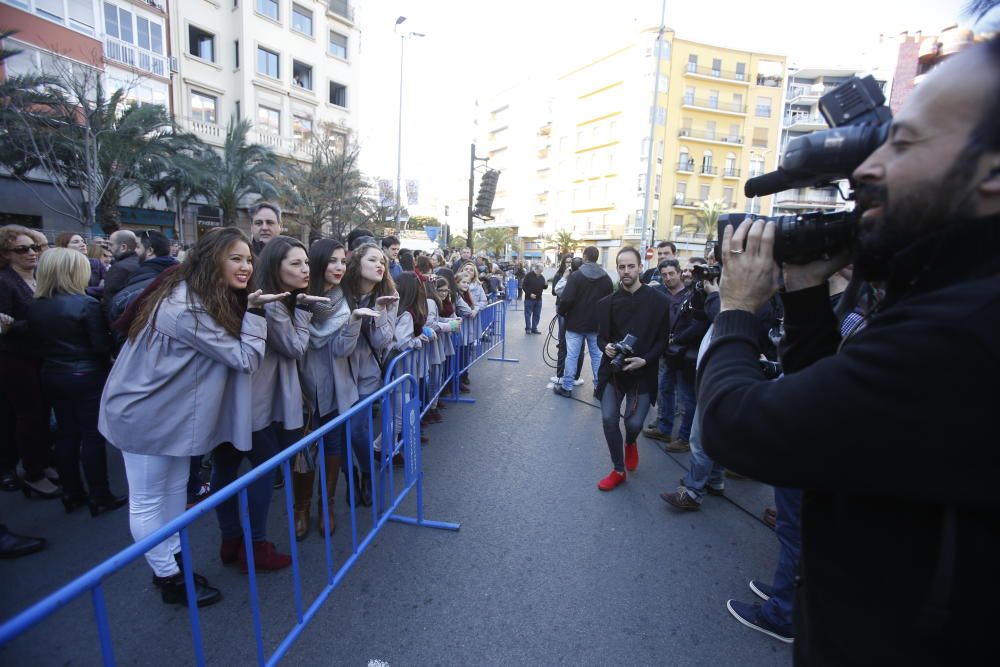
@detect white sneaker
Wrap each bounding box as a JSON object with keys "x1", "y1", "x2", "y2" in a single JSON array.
[
  {"x1": 550, "y1": 376, "x2": 560, "y2": 383},
  {"x1": 573, "y1": 378, "x2": 585, "y2": 386}
]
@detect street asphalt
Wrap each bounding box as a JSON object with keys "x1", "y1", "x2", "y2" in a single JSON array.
[{"x1": 0, "y1": 297, "x2": 791, "y2": 666}]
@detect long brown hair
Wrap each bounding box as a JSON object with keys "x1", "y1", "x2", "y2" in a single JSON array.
[
  {"x1": 128, "y1": 227, "x2": 251, "y2": 340},
  {"x1": 251, "y1": 235, "x2": 306, "y2": 313},
  {"x1": 395, "y1": 271, "x2": 427, "y2": 334},
  {"x1": 342, "y1": 243, "x2": 396, "y2": 309}
]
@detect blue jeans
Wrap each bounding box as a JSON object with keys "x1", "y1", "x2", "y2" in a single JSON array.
[
  {"x1": 562, "y1": 331, "x2": 601, "y2": 391},
  {"x1": 523, "y1": 299, "x2": 541, "y2": 331},
  {"x1": 680, "y1": 406, "x2": 725, "y2": 502},
  {"x1": 656, "y1": 361, "x2": 696, "y2": 441},
  {"x1": 760, "y1": 487, "x2": 803, "y2": 631}
]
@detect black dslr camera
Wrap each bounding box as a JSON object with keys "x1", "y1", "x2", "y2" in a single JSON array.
[
  {"x1": 609, "y1": 334, "x2": 638, "y2": 372},
  {"x1": 717, "y1": 75, "x2": 892, "y2": 265},
  {"x1": 570, "y1": 257, "x2": 583, "y2": 271}
]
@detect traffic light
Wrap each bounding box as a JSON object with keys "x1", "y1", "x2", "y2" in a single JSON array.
[{"x1": 473, "y1": 169, "x2": 500, "y2": 219}]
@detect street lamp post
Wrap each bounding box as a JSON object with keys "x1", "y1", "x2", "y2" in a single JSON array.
[{"x1": 394, "y1": 16, "x2": 425, "y2": 231}]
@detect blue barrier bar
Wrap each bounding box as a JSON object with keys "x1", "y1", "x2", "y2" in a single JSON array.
[{"x1": 0, "y1": 288, "x2": 526, "y2": 662}]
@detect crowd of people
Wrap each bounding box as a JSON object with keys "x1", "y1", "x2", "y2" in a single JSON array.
[{"x1": 0, "y1": 210, "x2": 505, "y2": 609}]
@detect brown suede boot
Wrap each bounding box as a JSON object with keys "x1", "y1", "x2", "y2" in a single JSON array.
[
  {"x1": 318, "y1": 456, "x2": 341, "y2": 536},
  {"x1": 291, "y1": 470, "x2": 315, "y2": 541}
]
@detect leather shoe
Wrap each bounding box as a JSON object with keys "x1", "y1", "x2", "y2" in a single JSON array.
[
  {"x1": 88, "y1": 494, "x2": 127, "y2": 517},
  {"x1": 666, "y1": 439, "x2": 690, "y2": 453},
  {"x1": 0, "y1": 470, "x2": 20, "y2": 492},
  {"x1": 158, "y1": 572, "x2": 222, "y2": 607},
  {"x1": 661, "y1": 489, "x2": 700, "y2": 511},
  {"x1": 0, "y1": 525, "x2": 46, "y2": 559}
]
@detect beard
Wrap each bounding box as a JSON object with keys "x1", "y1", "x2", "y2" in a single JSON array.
[
  {"x1": 620, "y1": 274, "x2": 636, "y2": 287},
  {"x1": 853, "y1": 165, "x2": 977, "y2": 280}
]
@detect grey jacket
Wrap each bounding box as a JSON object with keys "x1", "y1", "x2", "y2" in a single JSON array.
[
  {"x1": 251, "y1": 302, "x2": 311, "y2": 432},
  {"x1": 332, "y1": 297, "x2": 397, "y2": 404},
  {"x1": 99, "y1": 282, "x2": 267, "y2": 456},
  {"x1": 301, "y1": 288, "x2": 352, "y2": 419}
]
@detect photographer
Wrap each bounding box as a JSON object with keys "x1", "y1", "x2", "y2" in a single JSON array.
[
  {"x1": 698, "y1": 40, "x2": 1000, "y2": 664},
  {"x1": 592, "y1": 247, "x2": 670, "y2": 491}
]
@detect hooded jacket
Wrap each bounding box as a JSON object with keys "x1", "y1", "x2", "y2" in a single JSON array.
[{"x1": 556, "y1": 262, "x2": 613, "y2": 333}]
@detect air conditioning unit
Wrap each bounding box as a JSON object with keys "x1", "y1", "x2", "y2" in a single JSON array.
[
  {"x1": 679, "y1": 129, "x2": 690, "y2": 137},
  {"x1": 170, "y1": 57, "x2": 179, "y2": 73}
]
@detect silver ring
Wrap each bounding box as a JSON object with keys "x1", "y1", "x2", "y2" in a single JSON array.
[{"x1": 729, "y1": 249, "x2": 745, "y2": 255}]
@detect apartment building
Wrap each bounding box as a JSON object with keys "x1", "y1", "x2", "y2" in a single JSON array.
[{"x1": 477, "y1": 28, "x2": 787, "y2": 266}]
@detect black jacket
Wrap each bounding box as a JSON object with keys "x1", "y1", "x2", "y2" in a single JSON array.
[
  {"x1": 126, "y1": 256, "x2": 178, "y2": 287},
  {"x1": 102, "y1": 252, "x2": 140, "y2": 311},
  {"x1": 697, "y1": 214, "x2": 1000, "y2": 665},
  {"x1": 595, "y1": 284, "x2": 671, "y2": 400},
  {"x1": 26, "y1": 293, "x2": 111, "y2": 374},
  {"x1": 557, "y1": 263, "x2": 613, "y2": 333},
  {"x1": 522, "y1": 272, "x2": 546, "y2": 301}
]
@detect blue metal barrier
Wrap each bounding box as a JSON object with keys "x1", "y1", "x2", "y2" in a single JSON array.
[
  {"x1": 0, "y1": 373, "x2": 458, "y2": 666},
  {"x1": 506, "y1": 277, "x2": 521, "y2": 311}
]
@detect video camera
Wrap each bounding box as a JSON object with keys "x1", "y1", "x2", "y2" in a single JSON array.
[
  {"x1": 691, "y1": 264, "x2": 721, "y2": 291},
  {"x1": 717, "y1": 75, "x2": 892, "y2": 265}
]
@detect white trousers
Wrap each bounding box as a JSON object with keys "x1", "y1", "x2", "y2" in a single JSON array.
[{"x1": 121, "y1": 451, "x2": 188, "y2": 578}]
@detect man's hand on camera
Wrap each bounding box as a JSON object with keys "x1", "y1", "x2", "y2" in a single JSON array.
[
  {"x1": 605, "y1": 343, "x2": 617, "y2": 358},
  {"x1": 719, "y1": 219, "x2": 781, "y2": 314},
  {"x1": 621, "y1": 357, "x2": 646, "y2": 372},
  {"x1": 782, "y1": 251, "x2": 851, "y2": 292},
  {"x1": 703, "y1": 279, "x2": 720, "y2": 295}
]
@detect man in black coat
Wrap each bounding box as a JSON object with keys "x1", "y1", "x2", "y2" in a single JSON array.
[
  {"x1": 554, "y1": 246, "x2": 613, "y2": 397},
  {"x1": 698, "y1": 40, "x2": 1000, "y2": 664},
  {"x1": 102, "y1": 230, "x2": 139, "y2": 315},
  {"x1": 521, "y1": 263, "x2": 547, "y2": 334}
]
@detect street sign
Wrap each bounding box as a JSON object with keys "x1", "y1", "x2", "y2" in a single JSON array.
[{"x1": 645, "y1": 247, "x2": 654, "y2": 259}]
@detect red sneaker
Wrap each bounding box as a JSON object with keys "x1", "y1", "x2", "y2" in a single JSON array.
[
  {"x1": 624, "y1": 442, "x2": 638, "y2": 472},
  {"x1": 597, "y1": 470, "x2": 627, "y2": 491}
]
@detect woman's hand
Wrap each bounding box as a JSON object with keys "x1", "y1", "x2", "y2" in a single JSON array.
[
  {"x1": 297, "y1": 294, "x2": 331, "y2": 306},
  {"x1": 375, "y1": 295, "x2": 399, "y2": 310},
  {"x1": 604, "y1": 343, "x2": 617, "y2": 358},
  {"x1": 247, "y1": 289, "x2": 290, "y2": 308},
  {"x1": 351, "y1": 307, "x2": 380, "y2": 320}
]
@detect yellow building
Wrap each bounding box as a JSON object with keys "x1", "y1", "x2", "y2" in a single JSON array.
[{"x1": 479, "y1": 28, "x2": 787, "y2": 267}]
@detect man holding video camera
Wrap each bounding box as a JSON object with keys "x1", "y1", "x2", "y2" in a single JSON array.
[
  {"x1": 592, "y1": 247, "x2": 671, "y2": 491},
  {"x1": 698, "y1": 39, "x2": 1000, "y2": 663}
]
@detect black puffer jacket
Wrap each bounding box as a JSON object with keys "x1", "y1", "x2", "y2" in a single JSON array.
[
  {"x1": 557, "y1": 262, "x2": 613, "y2": 333},
  {"x1": 27, "y1": 293, "x2": 111, "y2": 374}
]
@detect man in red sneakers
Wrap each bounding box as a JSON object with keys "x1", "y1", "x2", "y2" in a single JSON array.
[{"x1": 593, "y1": 247, "x2": 671, "y2": 491}]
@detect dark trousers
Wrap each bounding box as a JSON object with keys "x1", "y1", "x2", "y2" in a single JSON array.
[
  {"x1": 657, "y1": 363, "x2": 696, "y2": 441},
  {"x1": 41, "y1": 369, "x2": 110, "y2": 498},
  {"x1": 0, "y1": 355, "x2": 48, "y2": 480},
  {"x1": 523, "y1": 299, "x2": 541, "y2": 331},
  {"x1": 555, "y1": 315, "x2": 583, "y2": 379},
  {"x1": 213, "y1": 423, "x2": 297, "y2": 542},
  {"x1": 600, "y1": 383, "x2": 652, "y2": 473},
  {"x1": 760, "y1": 487, "x2": 803, "y2": 631}
]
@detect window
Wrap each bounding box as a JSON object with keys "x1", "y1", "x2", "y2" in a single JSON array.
[
  {"x1": 649, "y1": 106, "x2": 666, "y2": 125},
  {"x1": 702, "y1": 150, "x2": 713, "y2": 171},
  {"x1": 104, "y1": 3, "x2": 132, "y2": 42},
  {"x1": 638, "y1": 173, "x2": 646, "y2": 192},
  {"x1": 654, "y1": 174, "x2": 662, "y2": 196},
  {"x1": 256, "y1": 0, "x2": 278, "y2": 20},
  {"x1": 189, "y1": 26, "x2": 215, "y2": 62},
  {"x1": 736, "y1": 62, "x2": 746, "y2": 81},
  {"x1": 328, "y1": 30, "x2": 348, "y2": 59},
  {"x1": 292, "y1": 114, "x2": 312, "y2": 139},
  {"x1": 749, "y1": 155, "x2": 764, "y2": 177},
  {"x1": 752, "y1": 127, "x2": 769, "y2": 148},
  {"x1": 708, "y1": 89, "x2": 719, "y2": 109},
  {"x1": 291, "y1": 4, "x2": 313, "y2": 35},
  {"x1": 37, "y1": 0, "x2": 64, "y2": 20},
  {"x1": 683, "y1": 86, "x2": 695, "y2": 105},
  {"x1": 755, "y1": 97, "x2": 772, "y2": 117},
  {"x1": 235, "y1": 100, "x2": 240, "y2": 120},
  {"x1": 699, "y1": 184, "x2": 710, "y2": 201},
  {"x1": 725, "y1": 153, "x2": 737, "y2": 175},
  {"x1": 257, "y1": 105, "x2": 280, "y2": 134},
  {"x1": 679, "y1": 148, "x2": 691, "y2": 171},
  {"x1": 328, "y1": 81, "x2": 347, "y2": 107},
  {"x1": 136, "y1": 16, "x2": 149, "y2": 49},
  {"x1": 732, "y1": 93, "x2": 743, "y2": 111},
  {"x1": 705, "y1": 120, "x2": 716, "y2": 139},
  {"x1": 723, "y1": 186, "x2": 734, "y2": 206},
  {"x1": 190, "y1": 91, "x2": 217, "y2": 123},
  {"x1": 712, "y1": 58, "x2": 722, "y2": 77},
  {"x1": 687, "y1": 54, "x2": 697, "y2": 73},
  {"x1": 234, "y1": 40, "x2": 239, "y2": 68},
  {"x1": 729, "y1": 124, "x2": 741, "y2": 142},
  {"x1": 292, "y1": 60, "x2": 312, "y2": 90},
  {"x1": 257, "y1": 46, "x2": 279, "y2": 78},
  {"x1": 675, "y1": 182, "x2": 687, "y2": 202}
]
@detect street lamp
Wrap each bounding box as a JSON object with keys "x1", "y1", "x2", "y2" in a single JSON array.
[{"x1": 394, "y1": 16, "x2": 425, "y2": 231}]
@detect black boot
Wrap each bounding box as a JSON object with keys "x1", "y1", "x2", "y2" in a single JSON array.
[
  {"x1": 359, "y1": 472, "x2": 372, "y2": 507},
  {"x1": 156, "y1": 572, "x2": 222, "y2": 608}
]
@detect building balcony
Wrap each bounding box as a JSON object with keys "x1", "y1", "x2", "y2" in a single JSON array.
[
  {"x1": 104, "y1": 37, "x2": 167, "y2": 78},
  {"x1": 678, "y1": 128, "x2": 743, "y2": 146},
  {"x1": 582, "y1": 228, "x2": 612, "y2": 240},
  {"x1": 672, "y1": 196, "x2": 701, "y2": 209},
  {"x1": 722, "y1": 167, "x2": 741, "y2": 179},
  {"x1": 784, "y1": 112, "x2": 827, "y2": 131},
  {"x1": 677, "y1": 160, "x2": 695, "y2": 173},
  {"x1": 681, "y1": 97, "x2": 747, "y2": 116},
  {"x1": 623, "y1": 225, "x2": 644, "y2": 238},
  {"x1": 700, "y1": 166, "x2": 718, "y2": 176},
  {"x1": 756, "y1": 74, "x2": 784, "y2": 88},
  {"x1": 684, "y1": 63, "x2": 750, "y2": 85},
  {"x1": 178, "y1": 117, "x2": 315, "y2": 159}
]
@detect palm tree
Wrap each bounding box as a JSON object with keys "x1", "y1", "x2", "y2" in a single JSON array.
[
  {"x1": 201, "y1": 119, "x2": 282, "y2": 226},
  {"x1": 552, "y1": 229, "x2": 577, "y2": 255},
  {"x1": 474, "y1": 226, "x2": 516, "y2": 258},
  {"x1": 692, "y1": 199, "x2": 732, "y2": 242},
  {"x1": 137, "y1": 139, "x2": 215, "y2": 244}
]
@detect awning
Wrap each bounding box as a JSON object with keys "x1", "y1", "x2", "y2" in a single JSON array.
[
  {"x1": 118, "y1": 206, "x2": 174, "y2": 228},
  {"x1": 522, "y1": 251, "x2": 542, "y2": 258}
]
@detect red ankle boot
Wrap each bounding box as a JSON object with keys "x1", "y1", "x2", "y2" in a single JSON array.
[
  {"x1": 219, "y1": 537, "x2": 241, "y2": 566},
  {"x1": 624, "y1": 442, "x2": 638, "y2": 472},
  {"x1": 239, "y1": 540, "x2": 291, "y2": 573},
  {"x1": 597, "y1": 470, "x2": 627, "y2": 491}
]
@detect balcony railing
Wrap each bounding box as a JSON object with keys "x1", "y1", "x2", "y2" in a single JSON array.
[
  {"x1": 104, "y1": 37, "x2": 167, "y2": 77},
  {"x1": 682, "y1": 97, "x2": 747, "y2": 113},
  {"x1": 685, "y1": 63, "x2": 749, "y2": 83},
  {"x1": 774, "y1": 190, "x2": 842, "y2": 206},
  {"x1": 179, "y1": 117, "x2": 315, "y2": 158},
  {"x1": 784, "y1": 112, "x2": 827, "y2": 127},
  {"x1": 678, "y1": 128, "x2": 743, "y2": 144},
  {"x1": 722, "y1": 167, "x2": 741, "y2": 178},
  {"x1": 677, "y1": 160, "x2": 695, "y2": 172},
  {"x1": 673, "y1": 196, "x2": 701, "y2": 207},
  {"x1": 700, "y1": 166, "x2": 718, "y2": 176},
  {"x1": 756, "y1": 74, "x2": 784, "y2": 88}
]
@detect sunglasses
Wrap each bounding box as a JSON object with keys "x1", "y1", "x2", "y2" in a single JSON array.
[{"x1": 9, "y1": 245, "x2": 43, "y2": 254}]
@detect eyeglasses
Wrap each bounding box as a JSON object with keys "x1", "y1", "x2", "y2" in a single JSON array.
[{"x1": 8, "y1": 245, "x2": 43, "y2": 254}]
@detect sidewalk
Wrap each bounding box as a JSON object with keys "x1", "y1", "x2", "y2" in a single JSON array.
[{"x1": 0, "y1": 298, "x2": 790, "y2": 665}]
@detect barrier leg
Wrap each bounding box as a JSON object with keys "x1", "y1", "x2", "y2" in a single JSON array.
[
  {"x1": 489, "y1": 299, "x2": 520, "y2": 363},
  {"x1": 441, "y1": 337, "x2": 475, "y2": 404},
  {"x1": 239, "y1": 490, "x2": 266, "y2": 667},
  {"x1": 178, "y1": 529, "x2": 206, "y2": 667},
  {"x1": 91, "y1": 583, "x2": 115, "y2": 667},
  {"x1": 281, "y1": 459, "x2": 304, "y2": 623}
]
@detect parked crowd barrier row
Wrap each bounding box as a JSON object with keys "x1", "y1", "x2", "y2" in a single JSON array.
[{"x1": 0, "y1": 297, "x2": 518, "y2": 666}]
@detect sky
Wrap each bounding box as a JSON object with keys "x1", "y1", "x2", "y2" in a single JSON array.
[{"x1": 354, "y1": 0, "x2": 992, "y2": 215}]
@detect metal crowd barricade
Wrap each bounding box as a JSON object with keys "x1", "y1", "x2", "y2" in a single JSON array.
[
  {"x1": 506, "y1": 277, "x2": 521, "y2": 311},
  {"x1": 0, "y1": 374, "x2": 458, "y2": 666}
]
